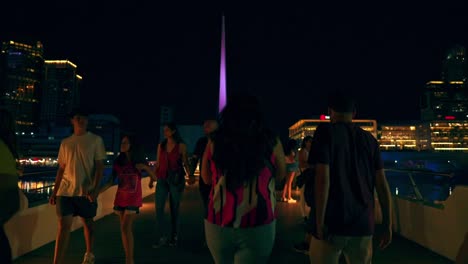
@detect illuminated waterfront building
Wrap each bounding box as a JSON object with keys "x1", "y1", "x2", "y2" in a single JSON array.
[
  {"x1": 377, "y1": 120, "x2": 468, "y2": 152},
  {"x1": 378, "y1": 121, "x2": 430, "y2": 151},
  {"x1": 0, "y1": 40, "x2": 44, "y2": 132},
  {"x1": 290, "y1": 118, "x2": 468, "y2": 152},
  {"x1": 41, "y1": 60, "x2": 82, "y2": 125},
  {"x1": 442, "y1": 45, "x2": 467, "y2": 84},
  {"x1": 288, "y1": 116, "x2": 378, "y2": 142},
  {"x1": 428, "y1": 120, "x2": 468, "y2": 151},
  {"x1": 421, "y1": 46, "x2": 468, "y2": 121},
  {"x1": 421, "y1": 80, "x2": 468, "y2": 121}
]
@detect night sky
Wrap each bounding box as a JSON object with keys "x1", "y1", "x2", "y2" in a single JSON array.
[{"x1": 2, "y1": 2, "x2": 468, "y2": 146}]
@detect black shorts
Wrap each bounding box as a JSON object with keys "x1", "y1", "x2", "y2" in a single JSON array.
[{"x1": 56, "y1": 196, "x2": 97, "y2": 219}]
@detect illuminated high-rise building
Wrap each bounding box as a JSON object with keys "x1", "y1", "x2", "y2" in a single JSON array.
[
  {"x1": 421, "y1": 45, "x2": 468, "y2": 121},
  {"x1": 41, "y1": 60, "x2": 82, "y2": 125},
  {"x1": 442, "y1": 45, "x2": 467, "y2": 84},
  {"x1": 0, "y1": 40, "x2": 44, "y2": 131}
]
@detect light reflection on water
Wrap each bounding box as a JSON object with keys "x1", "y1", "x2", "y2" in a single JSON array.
[
  {"x1": 18, "y1": 167, "x2": 57, "y2": 205},
  {"x1": 18, "y1": 166, "x2": 114, "y2": 197},
  {"x1": 19, "y1": 179, "x2": 55, "y2": 195},
  {"x1": 18, "y1": 178, "x2": 55, "y2": 206}
]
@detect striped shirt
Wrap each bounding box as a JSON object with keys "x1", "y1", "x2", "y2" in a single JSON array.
[{"x1": 206, "y1": 148, "x2": 277, "y2": 228}]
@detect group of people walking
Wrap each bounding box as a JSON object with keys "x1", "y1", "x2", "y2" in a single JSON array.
[
  {"x1": 4, "y1": 91, "x2": 466, "y2": 264},
  {"x1": 49, "y1": 90, "x2": 393, "y2": 264},
  {"x1": 40, "y1": 95, "x2": 286, "y2": 264},
  {"x1": 1, "y1": 92, "x2": 390, "y2": 264}
]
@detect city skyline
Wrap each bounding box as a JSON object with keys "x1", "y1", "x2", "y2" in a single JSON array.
[{"x1": 2, "y1": 3, "x2": 468, "y2": 144}]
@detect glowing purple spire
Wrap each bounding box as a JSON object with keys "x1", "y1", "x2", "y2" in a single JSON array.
[{"x1": 218, "y1": 15, "x2": 227, "y2": 113}]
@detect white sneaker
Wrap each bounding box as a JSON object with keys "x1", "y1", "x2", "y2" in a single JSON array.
[
  {"x1": 152, "y1": 236, "x2": 168, "y2": 248},
  {"x1": 287, "y1": 198, "x2": 297, "y2": 203},
  {"x1": 82, "y1": 252, "x2": 95, "y2": 264},
  {"x1": 168, "y1": 234, "x2": 178, "y2": 247}
]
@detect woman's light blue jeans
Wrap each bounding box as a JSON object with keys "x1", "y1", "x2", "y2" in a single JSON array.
[
  {"x1": 155, "y1": 178, "x2": 184, "y2": 239},
  {"x1": 204, "y1": 219, "x2": 276, "y2": 264}
]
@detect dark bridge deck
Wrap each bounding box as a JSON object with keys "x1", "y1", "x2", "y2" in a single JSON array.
[{"x1": 13, "y1": 183, "x2": 454, "y2": 264}]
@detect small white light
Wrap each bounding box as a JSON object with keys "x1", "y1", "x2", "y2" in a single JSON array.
[{"x1": 395, "y1": 187, "x2": 399, "y2": 195}]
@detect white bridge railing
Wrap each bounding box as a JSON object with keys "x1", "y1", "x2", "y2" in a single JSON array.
[
  {"x1": 384, "y1": 168, "x2": 467, "y2": 261},
  {"x1": 5, "y1": 177, "x2": 155, "y2": 260}
]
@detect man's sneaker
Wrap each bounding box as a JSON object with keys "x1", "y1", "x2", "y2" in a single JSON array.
[
  {"x1": 168, "y1": 235, "x2": 178, "y2": 247},
  {"x1": 293, "y1": 241, "x2": 309, "y2": 255},
  {"x1": 152, "y1": 237, "x2": 168, "y2": 248},
  {"x1": 82, "y1": 252, "x2": 95, "y2": 264}
]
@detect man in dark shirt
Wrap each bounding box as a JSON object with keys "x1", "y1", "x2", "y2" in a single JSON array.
[
  {"x1": 192, "y1": 119, "x2": 218, "y2": 218},
  {"x1": 309, "y1": 91, "x2": 392, "y2": 263}
]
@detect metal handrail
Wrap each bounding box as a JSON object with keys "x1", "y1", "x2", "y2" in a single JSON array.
[
  {"x1": 384, "y1": 168, "x2": 453, "y2": 204},
  {"x1": 384, "y1": 168, "x2": 453, "y2": 178},
  {"x1": 25, "y1": 185, "x2": 55, "y2": 194}
]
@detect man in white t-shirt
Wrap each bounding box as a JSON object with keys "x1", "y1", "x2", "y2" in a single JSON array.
[{"x1": 49, "y1": 108, "x2": 106, "y2": 264}]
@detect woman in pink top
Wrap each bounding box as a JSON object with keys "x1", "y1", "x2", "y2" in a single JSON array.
[
  {"x1": 201, "y1": 94, "x2": 286, "y2": 263},
  {"x1": 149, "y1": 122, "x2": 190, "y2": 248},
  {"x1": 112, "y1": 134, "x2": 155, "y2": 264}
]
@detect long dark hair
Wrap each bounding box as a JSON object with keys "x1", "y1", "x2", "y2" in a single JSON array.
[
  {"x1": 301, "y1": 135, "x2": 313, "y2": 149},
  {"x1": 284, "y1": 139, "x2": 297, "y2": 156},
  {"x1": 115, "y1": 134, "x2": 146, "y2": 166},
  {"x1": 212, "y1": 94, "x2": 276, "y2": 191},
  {"x1": 0, "y1": 108, "x2": 18, "y2": 159},
  {"x1": 160, "y1": 122, "x2": 184, "y2": 150}
]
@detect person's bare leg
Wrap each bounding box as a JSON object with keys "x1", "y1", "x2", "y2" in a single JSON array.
[
  {"x1": 282, "y1": 174, "x2": 289, "y2": 200},
  {"x1": 53, "y1": 215, "x2": 73, "y2": 264},
  {"x1": 81, "y1": 217, "x2": 95, "y2": 254},
  {"x1": 299, "y1": 185, "x2": 308, "y2": 218},
  {"x1": 287, "y1": 172, "x2": 295, "y2": 199},
  {"x1": 120, "y1": 213, "x2": 136, "y2": 264}
]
